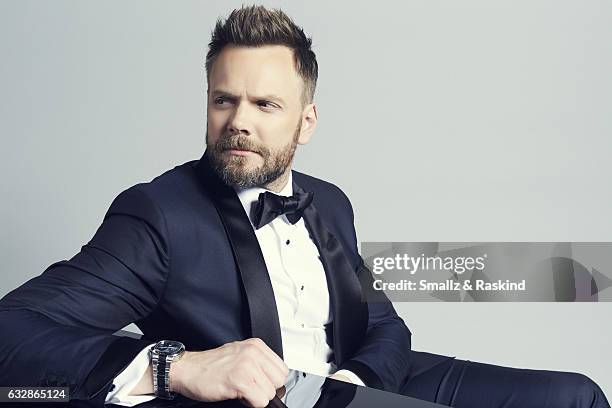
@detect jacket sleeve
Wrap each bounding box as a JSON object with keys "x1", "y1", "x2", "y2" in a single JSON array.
[
  {"x1": 333, "y1": 188, "x2": 412, "y2": 393},
  {"x1": 339, "y1": 259, "x2": 412, "y2": 393},
  {"x1": 0, "y1": 186, "x2": 169, "y2": 405}
]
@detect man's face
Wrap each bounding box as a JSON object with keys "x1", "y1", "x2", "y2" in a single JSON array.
[{"x1": 206, "y1": 45, "x2": 316, "y2": 188}]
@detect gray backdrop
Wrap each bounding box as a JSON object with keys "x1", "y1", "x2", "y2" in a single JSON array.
[{"x1": 1, "y1": 0, "x2": 611, "y2": 397}]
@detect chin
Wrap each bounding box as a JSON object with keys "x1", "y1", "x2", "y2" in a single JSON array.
[
  {"x1": 226, "y1": 159, "x2": 264, "y2": 176},
  {"x1": 227, "y1": 156, "x2": 261, "y2": 169}
]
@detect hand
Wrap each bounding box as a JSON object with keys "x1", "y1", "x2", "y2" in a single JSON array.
[
  {"x1": 170, "y1": 338, "x2": 289, "y2": 408},
  {"x1": 328, "y1": 373, "x2": 352, "y2": 384}
]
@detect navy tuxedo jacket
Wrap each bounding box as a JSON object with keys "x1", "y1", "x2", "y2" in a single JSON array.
[{"x1": 0, "y1": 155, "x2": 412, "y2": 405}]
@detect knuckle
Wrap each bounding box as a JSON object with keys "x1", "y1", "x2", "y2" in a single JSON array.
[
  {"x1": 222, "y1": 341, "x2": 238, "y2": 353},
  {"x1": 273, "y1": 375, "x2": 285, "y2": 389},
  {"x1": 244, "y1": 344, "x2": 260, "y2": 356},
  {"x1": 233, "y1": 380, "x2": 249, "y2": 397},
  {"x1": 238, "y1": 354, "x2": 256, "y2": 367}
]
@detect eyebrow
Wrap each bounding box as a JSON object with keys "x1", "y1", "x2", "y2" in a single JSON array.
[{"x1": 210, "y1": 89, "x2": 286, "y2": 106}]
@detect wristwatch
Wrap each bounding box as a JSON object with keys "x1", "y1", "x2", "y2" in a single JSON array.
[{"x1": 149, "y1": 340, "x2": 185, "y2": 399}]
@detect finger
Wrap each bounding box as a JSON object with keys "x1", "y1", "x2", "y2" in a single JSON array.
[
  {"x1": 246, "y1": 338, "x2": 289, "y2": 380},
  {"x1": 239, "y1": 369, "x2": 275, "y2": 408},
  {"x1": 238, "y1": 383, "x2": 268, "y2": 408},
  {"x1": 243, "y1": 339, "x2": 288, "y2": 386},
  {"x1": 244, "y1": 338, "x2": 288, "y2": 374},
  {"x1": 250, "y1": 364, "x2": 278, "y2": 407},
  {"x1": 254, "y1": 352, "x2": 289, "y2": 389}
]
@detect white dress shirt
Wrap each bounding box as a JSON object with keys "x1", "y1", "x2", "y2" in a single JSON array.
[{"x1": 106, "y1": 172, "x2": 363, "y2": 406}]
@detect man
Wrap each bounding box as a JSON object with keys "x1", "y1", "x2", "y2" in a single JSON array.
[{"x1": 0, "y1": 5, "x2": 609, "y2": 408}]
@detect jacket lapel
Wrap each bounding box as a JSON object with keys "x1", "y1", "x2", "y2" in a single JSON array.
[
  {"x1": 293, "y1": 182, "x2": 368, "y2": 366},
  {"x1": 196, "y1": 156, "x2": 284, "y2": 358}
]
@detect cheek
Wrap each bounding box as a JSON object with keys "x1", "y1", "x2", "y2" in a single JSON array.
[
  {"x1": 207, "y1": 109, "x2": 226, "y2": 141},
  {"x1": 256, "y1": 117, "x2": 299, "y2": 147}
]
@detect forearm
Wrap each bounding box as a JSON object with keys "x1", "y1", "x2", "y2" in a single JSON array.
[
  {"x1": 0, "y1": 309, "x2": 151, "y2": 405},
  {"x1": 0, "y1": 309, "x2": 115, "y2": 389},
  {"x1": 345, "y1": 307, "x2": 412, "y2": 392}
]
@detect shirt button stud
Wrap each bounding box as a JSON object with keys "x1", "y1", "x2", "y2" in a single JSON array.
[{"x1": 286, "y1": 239, "x2": 290, "y2": 245}]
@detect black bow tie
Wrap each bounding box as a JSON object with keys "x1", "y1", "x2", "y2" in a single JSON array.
[{"x1": 251, "y1": 191, "x2": 314, "y2": 230}]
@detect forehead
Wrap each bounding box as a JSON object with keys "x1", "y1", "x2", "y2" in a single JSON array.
[{"x1": 208, "y1": 45, "x2": 302, "y2": 101}]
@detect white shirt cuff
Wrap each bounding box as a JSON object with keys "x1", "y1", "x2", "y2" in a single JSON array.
[
  {"x1": 334, "y1": 369, "x2": 365, "y2": 387},
  {"x1": 105, "y1": 343, "x2": 157, "y2": 407}
]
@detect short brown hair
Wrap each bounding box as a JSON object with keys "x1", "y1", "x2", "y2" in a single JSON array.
[{"x1": 205, "y1": 5, "x2": 318, "y2": 105}]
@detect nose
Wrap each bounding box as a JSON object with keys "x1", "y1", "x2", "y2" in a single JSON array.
[{"x1": 227, "y1": 101, "x2": 251, "y2": 136}]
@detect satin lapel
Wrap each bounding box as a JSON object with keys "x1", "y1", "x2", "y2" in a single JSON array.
[
  {"x1": 293, "y1": 182, "x2": 368, "y2": 365},
  {"x1": 196, "y1": 157, "x2": 283, "y2": 358}
]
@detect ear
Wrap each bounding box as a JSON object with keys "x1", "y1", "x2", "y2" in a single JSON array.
[{"x1": 297, "y1": 103, "x2": 318, "y2": 145}]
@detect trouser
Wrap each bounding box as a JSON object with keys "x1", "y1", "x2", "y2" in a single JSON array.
[{"x1": 400, "y1": 351, "x2": 610, "y2": 408}]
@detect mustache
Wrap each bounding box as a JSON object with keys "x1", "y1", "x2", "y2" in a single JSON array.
[{"x1": 216, "y1": 135, "x2": 265, "y2": 155}]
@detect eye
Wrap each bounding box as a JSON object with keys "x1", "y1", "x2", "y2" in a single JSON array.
[
  {"x1": 213, "y1": 96, "x2": 232, "y2": 106},
  {"x1": 257, "y1": 100, "x2": 279, "y2": 110}
]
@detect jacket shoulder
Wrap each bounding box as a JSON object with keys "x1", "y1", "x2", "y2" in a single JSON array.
[
  {"x1": 104, "y1": 159, "x2": 212, "y2": 230},
  {"x1": 292, "y1": 170, "x2": 353, "y2": 212},
  {"x1": 131, "y1": 160, "x2": 201, "y2": 197}
]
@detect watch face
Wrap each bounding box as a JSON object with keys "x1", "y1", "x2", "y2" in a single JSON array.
[{"x1": 153, "y1": 340, "x2": 185, "y2": 356}]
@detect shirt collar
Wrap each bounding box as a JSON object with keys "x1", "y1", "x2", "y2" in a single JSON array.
[{"x1": 235, "y1": 172, "x2": 294, "y2": 226}]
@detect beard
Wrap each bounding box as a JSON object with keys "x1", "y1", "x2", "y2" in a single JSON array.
[{"x1": 205, "y1": 120, "x2": 301, "y2": 188}]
